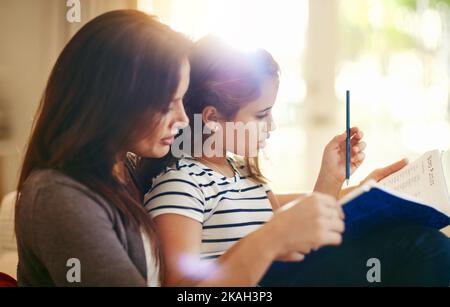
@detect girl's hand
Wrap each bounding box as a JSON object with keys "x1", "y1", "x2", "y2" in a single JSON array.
[
  {"x1": 314, "y1": 127, "x2": 366, "y2": 197},
  {"x1": 359, "y1": 158, "x2": 409, "y2": 185},
  {"x1": 339, "y1": 158, "x2": 409, "y2": 199}
]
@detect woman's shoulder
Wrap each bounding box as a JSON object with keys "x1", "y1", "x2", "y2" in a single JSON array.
[
  {"x1": 24, "y1": 168, "x2": 81, "y2": 187},
  {"x1": 18, "y1": 169, "x2": 114, "y2": 218},
  {"x1": 22, "y1": 169, "x2": 99, "y2": 199}
]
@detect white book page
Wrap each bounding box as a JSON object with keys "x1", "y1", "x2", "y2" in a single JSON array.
[{"x1": 378, "y1": 150, "x2": 450, "y2": 216}]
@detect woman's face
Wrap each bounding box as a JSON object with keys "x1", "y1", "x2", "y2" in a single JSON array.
[
  {"x1": 131, "y1": 59, "x2": 190, "y2": 158},
  {"x1": 220, "y1": 76, "x2": 278, "y2": 157}
]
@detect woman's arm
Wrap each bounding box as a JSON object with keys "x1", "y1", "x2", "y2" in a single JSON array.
[
  {"x1": 273, "y1": 193, "x2": 307, "y2": 207},
  {"x1": 274, "y1": 189, "x2": 356, "y2": 207},
  {"x1": 18, "y1": 183, "x2": 148, "y2": 286},
  {"x1": 154, "y1": 214, "x2": 281, "y2": 286}
]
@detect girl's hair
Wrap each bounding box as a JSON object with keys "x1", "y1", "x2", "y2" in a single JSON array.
[
  {"x1": 16, "y1": 10, "x2": 192, "y2": 263},
  {"x1": 185, "y1": 35, "x2": 280, "y2": 183}
]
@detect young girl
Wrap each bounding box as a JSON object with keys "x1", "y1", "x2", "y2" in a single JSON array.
[{"x1": 144, "y1": 36, "x2": 450, "y2": 286}]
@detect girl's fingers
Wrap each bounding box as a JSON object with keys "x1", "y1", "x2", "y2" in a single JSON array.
[
  {"x1": 371, "y1": 158, "x2": 409, "y2": 181},
  {"x1": 352, "y1": 141, "x2": 366, "y2": 153},
  {"x1": 330, "y1": 127, "x2": 363, "y2": 145},
  {"x1": 351, "y1": 152, "x2": 365, "y2": 162},
  {"x1": 350, "y1": 131, "x2": 363, "y2": 146},
  {"x1": 349, "y1": 127, "x2": 362, "y2": 138},
  {"x1": 330, "y1": 132, "x2": 347, "y2": 146},
  {"x1": 349, "y1": 126, "x2": 360, "y2": 135},
  {"x1": 338, "y1": 128, "x2": 362, "y2": 150}
]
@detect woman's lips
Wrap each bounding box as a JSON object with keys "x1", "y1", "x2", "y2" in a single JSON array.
[{"x1": 161, "y1": 136, "x2": 175, "y2": 145}]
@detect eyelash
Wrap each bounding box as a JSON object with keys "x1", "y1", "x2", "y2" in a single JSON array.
[{"x1": 256, "y1": 113, "x2": 269, "y2": 120}]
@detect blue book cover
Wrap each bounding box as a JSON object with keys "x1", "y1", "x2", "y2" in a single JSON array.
[
  {"x1": 341, "y1": 183, "x2": 450, "y2": 240},
  {"x1": 340, "y1": 150, "x2": 450, "y2": 240}
]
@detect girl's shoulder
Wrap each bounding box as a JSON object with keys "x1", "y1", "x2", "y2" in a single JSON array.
[{"x1": 151, "y1": 157, "x2": 211, "y2": 187}]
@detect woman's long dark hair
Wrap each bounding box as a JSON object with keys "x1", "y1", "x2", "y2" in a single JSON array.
[{"x1": 16, "y1": 10, "x2": 192, "y2": 262}]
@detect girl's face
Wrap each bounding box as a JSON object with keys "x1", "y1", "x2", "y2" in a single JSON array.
[
  {"x1": 220, "y1": 76, "x2": 278, "y2": 157},
  {"x1": 131, "y1": 59, "x2": 190, "y2": 158}
]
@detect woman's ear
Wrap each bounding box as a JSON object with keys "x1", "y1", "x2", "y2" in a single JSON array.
[{"x1": 202, "y1": 106, "x2": 221, "y2": 132}]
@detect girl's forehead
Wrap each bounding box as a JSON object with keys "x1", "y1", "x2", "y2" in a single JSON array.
[{"x1": 240, "y1": 79, "x2": 279, "y2": 111}]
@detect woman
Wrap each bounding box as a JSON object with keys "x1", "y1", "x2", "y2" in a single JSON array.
[
  {"x1": 15, "y1": 10, "x2": 345, "y2": 287},
  {"x1": 15, "y1": 10, "x2": 191, "y2": 286}
]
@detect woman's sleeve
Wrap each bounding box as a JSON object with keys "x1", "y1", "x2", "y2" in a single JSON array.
[{"x1": 29, "y1": 184, "x2": 148, "y2": 287}]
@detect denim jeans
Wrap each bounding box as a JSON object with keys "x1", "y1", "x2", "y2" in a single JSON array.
[{"x1": 259, "y1": 226, "x2": 450, "y2": 286}]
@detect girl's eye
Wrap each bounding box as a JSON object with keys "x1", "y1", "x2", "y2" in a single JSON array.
[{"x1": 256, "y1": 113, "x2": 269, "y2": 120}]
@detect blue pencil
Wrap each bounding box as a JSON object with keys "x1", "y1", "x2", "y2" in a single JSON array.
[{"x1": 346, "y1": 90, "x2": 350, "y2": 186}]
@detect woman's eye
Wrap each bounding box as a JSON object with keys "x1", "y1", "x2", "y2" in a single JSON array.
[
  {"x1": 167, "y1": 99, "x2": 183, "y2": 112},
  {"x1": 166, "y1": 102, "x2": 175, "y2": 112}
]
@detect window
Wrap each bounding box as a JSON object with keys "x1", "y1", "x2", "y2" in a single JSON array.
[{"x1": 139, "y1": 0, "x2": 450, "y2": 193}]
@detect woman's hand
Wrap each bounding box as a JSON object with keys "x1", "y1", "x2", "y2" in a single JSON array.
[
  {"x1": 268, "y1": 192, "x2": 345, "y2": 260},
  {"x1": 314, "y1": 127, "x2": 366, "y2": 198}
]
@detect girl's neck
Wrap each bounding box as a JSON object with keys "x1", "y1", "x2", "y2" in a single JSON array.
[
  {"x1": 196, "y1": 154, "x2": 235, "y2": 178},
  {"x1": 199, "y1": 155, "x2": 228, "y2": 165}
]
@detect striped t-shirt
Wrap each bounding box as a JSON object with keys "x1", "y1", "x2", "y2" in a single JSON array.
[{"x1": 144, "y1": 155, "x2": 274, "y2": 260}]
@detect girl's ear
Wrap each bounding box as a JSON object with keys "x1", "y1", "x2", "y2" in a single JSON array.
[{"x1": 202, "y1": 106, "x2": 222, "y2": 131}]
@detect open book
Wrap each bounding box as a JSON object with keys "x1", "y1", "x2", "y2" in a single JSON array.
[{"x1": 338, "y1": 149, "x2": 450, "y2": 240}]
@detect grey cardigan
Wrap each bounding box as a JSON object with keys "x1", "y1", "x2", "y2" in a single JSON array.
[{"x1": 15, "y1": 169, "x2": 148, "y2": 286}]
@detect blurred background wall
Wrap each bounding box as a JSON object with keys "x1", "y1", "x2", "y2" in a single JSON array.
[{"x1": 0, "y1": 0, "x2": 136, "y2": 199}]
